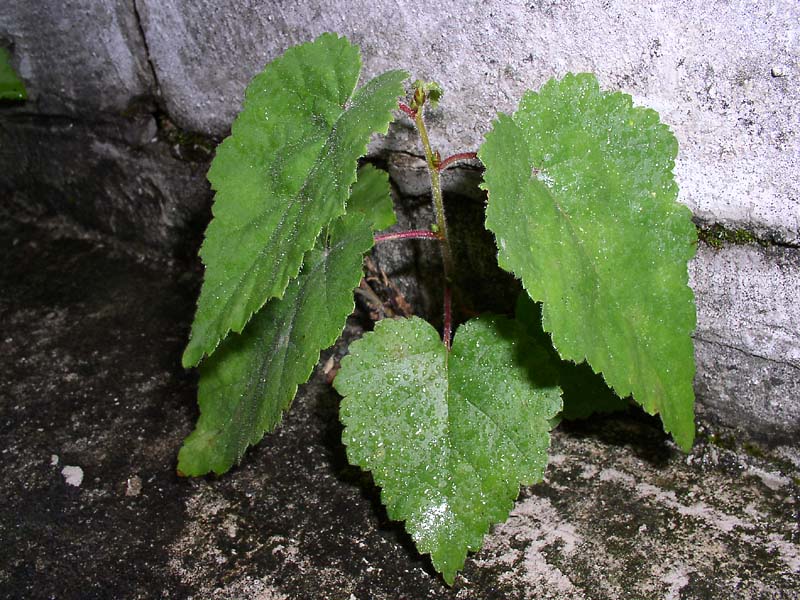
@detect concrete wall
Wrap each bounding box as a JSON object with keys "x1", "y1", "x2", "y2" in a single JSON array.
[
  {"x1": 0, "y1": 0, "x2": 209, "y2": 251},
  {"x1": 1, "y1": 1, "x2": 797, "y2": 442}
]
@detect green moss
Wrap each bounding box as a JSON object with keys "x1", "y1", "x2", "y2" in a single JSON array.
[
  {"x1": 707, "y1": 431, "x2": 737, "y2": 451},
  {"x1": 696, "y1": 223, "x2": 770, "y2": 249},
  {"x1": 157, "y1": 114, "x2": 215, "y2": 161},
  {"x1": 742, "y1": 441, "x2": 766, "y2": 459}
]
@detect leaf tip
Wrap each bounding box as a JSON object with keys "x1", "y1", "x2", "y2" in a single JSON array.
[
  {"x1": 181, "y1": 342, "x2": 201, "y2": 370},
  {"x1": 671, "y1": 420, "x2": 696, "y2": 453},
  {"x1": 176, "y1": 447, "x2": 203, "y2": 478}
]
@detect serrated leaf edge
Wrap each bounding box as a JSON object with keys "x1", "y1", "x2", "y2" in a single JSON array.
[{"x1": 183, "y1": 61, "x2": 408, "y2": 368}]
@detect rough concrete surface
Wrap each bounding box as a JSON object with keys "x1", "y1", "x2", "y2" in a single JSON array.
[
  {"x1": 690, "y1": 244, "x2": 800, "y2": 442},
  {"x1": 1, "y1": 218, "x2": 798, "y2": 599},
  {"x1": 0, "y1": 114, "x2": 212, "y2": 254},
  {"x1": 135, "y1": 0, "x2": 800, "y2": 243},
  {"x1": 0, "y1": 0, "x2": 153, "y2": 117},
  {"x1": 692, "y1": 245, "x2": 799, "y2": 370}
]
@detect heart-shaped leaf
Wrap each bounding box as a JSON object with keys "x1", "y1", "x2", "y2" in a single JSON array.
[
  {"x1": 348, "y1": 164, "x2": 397, "y2": 231},
  {"x1": 334, "y1": 316, "x2": 562, "y2": 583}
]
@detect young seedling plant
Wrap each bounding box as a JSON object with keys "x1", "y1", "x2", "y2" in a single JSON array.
[{"x1": 178, "y1": 33, "x2": 697, "y2": 585}]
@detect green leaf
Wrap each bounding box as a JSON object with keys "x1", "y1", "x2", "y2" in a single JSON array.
[
  {"x1": 515, "y1": 295, "x2": 629, "y2": 420},
  {"x1": 183, "y1": 34, "x2": 407, "y2": 367},
  {"x1": 412, "y1": 79, "x2": 444, "y2": 109},
  {"x1": 347, "y1": 164, "x2": 396, "y2": 231},
  {"x1": 178, "y1": 212, "x2": 373, "y2": 476},
  {"x1": 334, "y1": 316, "x2": 562, "y2": 584},
  {"x1": 0, "y1": 48, "x2": 27, "y2": 101},
  {"x1": 480, "y1": 73, "x2": 697, "y2": 449}
]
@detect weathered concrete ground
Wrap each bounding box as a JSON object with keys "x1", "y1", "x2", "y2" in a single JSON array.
[{"x1": 1, "y1": 218, "x2": 798, "y2": 599}]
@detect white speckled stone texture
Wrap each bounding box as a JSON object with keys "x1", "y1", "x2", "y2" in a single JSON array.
[{"x1": 691, "y1": 244, "x2": 800, "y2": 441}]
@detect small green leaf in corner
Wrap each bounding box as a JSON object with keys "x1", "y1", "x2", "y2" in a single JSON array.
[
  {"x1": 0, "y1": 48, "x2": 27, "y2": 101},
  {"x1": 347, "y1": 164, "x2": 396, "y2": 231}
]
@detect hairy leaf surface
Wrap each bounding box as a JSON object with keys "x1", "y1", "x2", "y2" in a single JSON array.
[
  {"x1": 0, "y1": 48, "x2": 27, "y2": 101},
  {"x1": 183, "y1": 34, "x2": 407, "y2": 367},
  {"x1": 348, "y1": 164, "x2": 396, "y2": 231},
  {"x1": 334, "y1": 316, "x2": 562, "y2": 584},
  {"x1": 178, "y1": 212, "x2": 373, "y2": 476},
  {"x1": 480, "y1": 73, "x2": 696, "y2": 449}
]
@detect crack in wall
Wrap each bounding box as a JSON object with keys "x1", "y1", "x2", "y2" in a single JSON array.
[
  {"x1": 131, "y1": 0, "x2": 161, "y2": 105},
  {"x1": 694, "y1": 334, "x2": 800, "y2": 371},
  {"x1": 694, "y1": 218, "x2": 799, "y2": 250}
]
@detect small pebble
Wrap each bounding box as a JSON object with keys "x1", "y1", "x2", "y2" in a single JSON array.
[
  {"x1": 62, "y1": 466, "x2": 84, "y2": 487},
  {"x1": 50, "y1": 454, "x2": 59, "y2": 466},
  {"x1": 126, "y1": 475, "x2": 142, "y2": 497},
  {"x1": 771, "y1": 66, "x2": 786, "y2": 77}
]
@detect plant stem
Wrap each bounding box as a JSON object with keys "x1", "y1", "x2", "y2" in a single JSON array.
[
  {"x1": 414, "y1": 106, "x2": 455, "y2": 349},
  {"x1": 374, "y1": 230, "x2": 440, "y2": 243},
  {"x1": 398, "y1": 102, "x2": 417, "y2": 118},
  {"x1": 438, "y1": 152, "x2": 479, "y2": 172}
]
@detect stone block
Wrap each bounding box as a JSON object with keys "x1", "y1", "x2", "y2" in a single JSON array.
[
  {"x1": 695, "y1": 340, "x2": 799, "y2": 445},
  {"x1": 691, "y1": 244, "x2": 800, "y2": 442},
  {"x1": 693, "y1": 245, "x2": 800, "y2": 370},
  {"x1": 0, "y1": 0, "x2": 153, "y2": 117}
]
